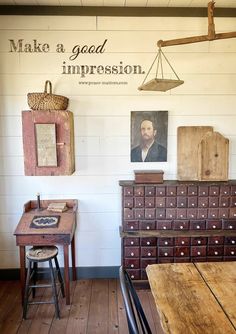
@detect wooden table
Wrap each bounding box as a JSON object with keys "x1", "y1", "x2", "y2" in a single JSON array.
[
  {"x1": 146, "y1": 262, "x2": 236, "y2": 334},
  {"x1": 14, "y1": 199, "x2": 78, "y2": 305}
]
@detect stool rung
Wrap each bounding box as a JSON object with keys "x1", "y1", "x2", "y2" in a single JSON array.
[{"x1": 28, "y1": 300, "x2": 56, "y2": 305}]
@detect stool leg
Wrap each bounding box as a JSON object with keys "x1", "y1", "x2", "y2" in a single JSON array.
[
  {"x1": 23, "y1": 261, "x2": 32, "y2": 319},
  {"x1": 54, "y1": 256, "x2": 65, "y2": 298},
  {"x1": 49, "y1": 259, "x2": 60, "y2": 319},
  {"x1": 32, "y1": 261, "x2": 38, "y2": 298}
]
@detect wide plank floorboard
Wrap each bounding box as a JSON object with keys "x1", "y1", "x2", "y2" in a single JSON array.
[{"x1": 0, "y1": 279, "x2": 162, "y2": 334}]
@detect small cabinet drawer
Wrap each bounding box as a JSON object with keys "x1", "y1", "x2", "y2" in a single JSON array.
[
  {"x1": 208, "y1": 236, "x2": 224, "y2": 245},
  {"x1": 191, "y1": 246, "x2": 207, "y2": 257},
  {"x1": 140, "y1": 220, "x2": 156, "y2": 230},
  {"x1": 190, "y1": 220, "x2": 206, "y2": 230},
  {"x1": 134, "y1": 197, "x2": 144, "y2": 208},
  {"x1": 176, "y1": 209, "x2": 187, "y2": 219},
  {"x1": 177, "y1": 186, "x2": 187, "y2": 196},
  {"x1": 141, "y1": 237, "x2": 157, "y2": 246},
  {"x1": 174, "y1": 247, "x2": 190, "y2": 257},
  {"x1": 134, "y1": 186, "x2": 144, "y2": 196},
  {"x1": 124, "y1": 186, "x2": 133, "y2": 196},
  {"x1": 209, "y1": 197, "x2": 219, "y2": 208},
  {"x1": 198, "y1": 197, "x2": 208, "y2": 208},
  {"x1": 166, "y1": 186, "x2": 176, "y2": 196},
  {"x1": 141, "y1": 247, "x2": 157, "y2": 258},
  {"x1": 219, "y1": 208, "x2": 229, "y2": 218},
  {"x1": 145, "y1": 197, "x2": 155, "y2": 208},
  {"x1": 166, "y1": 197, "x2": 176, "y2": 208},
  {"x1": 124, "y1": 259, "x2": 140, "y2": 269},
  {"x1": 198, "y1": 186, "x2": 209, "y2": 196},
  {"x1": 124, "y1": 237, "x2": 140, "y2": 246},
  {"x1": 188, "y1": 197, "x2": 198, "y2": 208},
  {"x1": 230, "y1": 197, "x2": 236, "y2": 207},
  {"x1": 126, "y1": 269, "x2": 140, "y2": 280},
  {"x1": 220, "y1": 186, "x2": 230, "y2": 196},
  {"x1": 156, "y1": 208, "x2": 166, "y2": 219},
  {"x1": 158, "y1": 238, "x2": 174, "y2": 246},
  {"x1": 224, "y1": 246, "x2": 236, "y2": 256},
  {"x1": 156, "y1": 186, "x2": 166, "y2": 196},
  {"x1": 224, "y1": 237, "x2": 236, "y2": 245},
  {"x1": 124, "y1": 197, "x2": 134, "y2": 208},
  {"x1": 206, "y1": 220, "x2": 222, "y2": 230},
  {"x1": 173, "y1": 220, "x2": 189, "y2": 230},
  {"x1": 156, "y1": 197, "x2": 165, "y2": 208},
  {"x1": 124, "y1": 247, "x2": 140, "y2": 257},
  {"x1": 191, "y1": 237, "x2": 207, "y2": 246},
  {"x1": 207, "y1": 246, "x2": 224, "y2": 256},
  {"x1": 187, "y1": 209, "x2": 197, "y2": 219},
  {"x1": 177, "y1": 197, "x2": 187, "y2": 208},
  {"x1": 124, "y1": 208, "x2": 134, "y2": 219},
  {"x1": 209, "y1": 186, "x2": 220, "y2": 196},
  {"x1": 229, "y1": 208, "x2": 236, "y2": 218},
  {"x1": 175, "y1": 237, "x2": 190, "y2": 246},
  {"x1": 157, "y1": 220, "x2": 172, "y2": 230},
  {"x1": 145, "y1": 186, "x2": 155, "y2": 196},
  {"x1": 145, "y1": 209, "x2": 156, "y2": 220},
  {"x1": 166, "y1": 209, "x2": 176, "y2": 219},
  {"x1": 223, "y1": 220, "x2": 236, "y2": 230},
  {"x1": 134, "y1": 209, "x2": 144, "y2": 219},
  {"x1": 208, "y1": 209, "x2": 219, "y2": 219},
  {"x1": 188, "y1": 186, "x2": 198, "y2": 196},
  {"x1": 219, "y1": 197, "x2": 229, "y2": 207},
  {"x1": 197, "y1": 209, "x2": 208, "y2": 219},
  {"x1": 159, "y1": 247, "x2": 174, "y2": 257},
  {"x1": 123, "y1": 221, "x2": 139, "y2": 231}
]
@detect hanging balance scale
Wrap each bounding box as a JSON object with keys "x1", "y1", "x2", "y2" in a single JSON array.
[
  {"x1": 138, "y1": 1, "x2": 236, "y2": 92},
  {"x1": 138, "y1": 47, "x2": 184, "y2": 92}
]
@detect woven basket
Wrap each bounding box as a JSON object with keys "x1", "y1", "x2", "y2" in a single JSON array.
[{"x1": 27, "y1": 80, "x2": 69, "y2": 110}]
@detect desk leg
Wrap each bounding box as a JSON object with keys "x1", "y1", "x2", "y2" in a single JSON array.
[
  {"x1": 63, "y1": 245, "x2": 70, "y2": 305},
  {"x1": 71, "y1": 235, "x2": 76, "y2": 281},
  {"x1": 19, "y1": 246, "x2": 26, "y2": 304}
]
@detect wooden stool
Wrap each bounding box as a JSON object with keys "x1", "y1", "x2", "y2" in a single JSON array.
[{"x1": 23, "y1": 246, "x2": 65, "y2": 319}]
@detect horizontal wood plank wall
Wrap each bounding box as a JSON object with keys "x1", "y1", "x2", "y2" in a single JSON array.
[{"x1": 0, "y1": 14, "x2": 236, "y2": 270}]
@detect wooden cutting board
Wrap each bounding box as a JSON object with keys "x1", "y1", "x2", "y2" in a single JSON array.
[
  {"x1": 198, "y1": 131, "x2": 229, "y2": 181},
  {"x1": 177, "y1": 126, "x2": 213, "y2": 180}
]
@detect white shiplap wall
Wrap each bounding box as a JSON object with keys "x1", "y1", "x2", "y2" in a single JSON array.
[{"x1": 0, "y1": 14, "x2": 236, "y2": 269}]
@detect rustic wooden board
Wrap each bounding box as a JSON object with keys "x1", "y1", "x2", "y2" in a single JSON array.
[
  {"x1": 22, "y1": 110, "x2": 75, "y2": 176},
  {"x1": 146, "y1": 263, "x2": 236, "y2": 334},
  {"x1": 195, "y1": 262, "x2": 236, "y2": 329},
  {"x1": 177, "y1": 126, "x2": 213, "y2": 180},
  {"x1": 198, "y1": 131, "x2": 229, "y2": 181}
]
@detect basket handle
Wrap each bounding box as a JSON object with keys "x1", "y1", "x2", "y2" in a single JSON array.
[{"x1": 44, "y1": 80, "x2": 52, "y2": 94}]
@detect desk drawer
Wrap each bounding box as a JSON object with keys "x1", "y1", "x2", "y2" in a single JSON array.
[{"x1": 16, "y1": 234, "x2": 71, "y2": 245}]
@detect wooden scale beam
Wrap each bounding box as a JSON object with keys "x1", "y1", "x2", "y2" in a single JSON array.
[{"x1": 157, "y1": 1, "x2": 236, "y2": 48}]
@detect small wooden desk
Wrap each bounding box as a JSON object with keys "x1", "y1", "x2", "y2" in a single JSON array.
[
  {"x1": 147, "y1": 262, "x2": 236, "y2": 334},
  {"x1": 14, "y1": 199, "x2": 78, "y2": 305}
]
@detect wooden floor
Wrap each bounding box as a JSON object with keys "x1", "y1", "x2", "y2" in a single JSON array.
[{"x1": 0, "y1": 279, "x2": 164, "y2": 334}]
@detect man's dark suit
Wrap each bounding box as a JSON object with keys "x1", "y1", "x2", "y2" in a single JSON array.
[{"x1": 131, "y1": 141, "x2": 167, "y2": 162}]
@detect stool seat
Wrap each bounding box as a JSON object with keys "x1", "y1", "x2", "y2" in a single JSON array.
[
  {"x1": 27, "y1": 246, "x2": 58, "y2": 261},
  {"x1": 23, "y1": 245, "x2": 65, "y2": 319}
]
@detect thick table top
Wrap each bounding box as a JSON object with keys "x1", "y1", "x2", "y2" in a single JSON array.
[
  {"x1": 14, "y1": 199, "x2": 78, "y2": 236},
  {"x1": 146, "y1": 262, "x2": 236, "y2": 334}
]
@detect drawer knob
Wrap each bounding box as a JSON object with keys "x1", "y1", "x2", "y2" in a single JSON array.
[
  {"x1": 198, "y1": 241, "x2": 201, "y2": 244},
  {"x1": 131, "y1": 252, "x2": 134, "y2": 256},
  {"x1": 138, "y1": 215, "x2": 141, "y2": 218},
  {"x1": 170, "y1": 215, "x2": 173, "y2": 218},
  {"x1": 180, "y1": 252, "x2": 184, "y2": 256},
  {"x1": 131, "y1": 264, "x2": 134, "y2": 268},
  {"x1": 224, "y1": 191, "x2": 227, "y2": 194},
  {"x1": 160, "y1": 214, "x2": 163, "y2": 217},
  {"x1": 131, "y1": 241, "x2": 134, "y2": 245},
  {"x1": 148, "y1": 214, "x2": 151, "y2": 218},
  {"x1": 149, "y1": 191, "x2": 151, "y2": 194},
  {"x1": 192, "y1": 192, "x2": 195, "y2": 195},
  {"x1": 160, "y1": 203, "x2": 163, "y2": 206},
  {"x1": 192, "y1": 203, "x2": 194, "y2": 207},
  {"x1": 180, "y1": 215, "x2": 183, "y2": 218},
  {"x1": 131, "y1": 275, "x2": 134, "y2": 279},
  {"x1": 164, "y1": 241, "x2": 168, "y2": 245},
  {"x1": 201, "y1": 215, "x2": 205, "y2": 218},
  {"x1": 128, "y1": 191, "x2": 131, "y2": 194},
  {"x1": 131, "y1": 226, "x2": 134, "y2": 229},
  {"x1": 203, "y1": 192, "x2": 206, "y2": 195},
  {"x1": 148, "y1": 252, "x2": 151, "y2": 257},
  {"x1": 147, "y1": 226, "x2": 150, "y2": 230},
  {"x1": 171, "y1": 192, "x2": 173, "y2": 195},
  {"x1": 232, "y1": 240, "x2": 235, "y2": 244},
  {"x1": 229, "y1": 225, "x2": 233, "y2": 229},
  {"x1": 181, "y1": 191, "x2": 184, "y2": 194},
  {"x1": 138, "y1": 192, "x2": 141, "y2": 195},
  {"x1": 147, "y1": 241, "x2": 150, "y2": 245},
  {"x1": 181, "y1": 241, "x2": 185, "y2": 245},
  {"x1": 180, "y1": 226, "x2": 183, "y2": 229},
  {"x1": 214, "y1": 251, "x2": 218, "y2": 255},
  {"x1": 128, "y1": 215, "x2": 130, "y2": 218},
  {"x1": 163, "y1": 226, "x2": 167, "y2": 230},
  {"x1": 139, "y1": 203, "x2": 141, "y2": 206},
  {"x1": 223, "y1": 203, "x2": 226, "y2": 206},
  {"x1": 213, "y1": 225, "x2": 216, "y2": 229},
  {"x1": 203, "y1": 203, "x2": 205, "y2": 206},
  {"x1": 197, "y1": 252, "x2": 201, "y2": 255},
  {"x1": 149, "y1": 203, "x2": 151, "y2": 206},
  {"x1": 215, "y1": 240, "x2": 219, "y2": 244},
  {"x1": 231, "y1": 251, "x2": 235, "y2": 255},
  {"x1": 164, "y1": 252, "x2": 168, "y2": 256},
  {"x1": 181, "y1": 203, "x2": 184, "y2": 206},
  {"x1": 213, "y1": 191, "x2": 216, "y2": 194},
  {"x1": 160, "y1": 192, "x2": 163, "y2": 194},
  {"x1": 223, "y1": 214, "x2": 226, "y2": 217},
  {"x1": 170, "y1": 203, "x2": 173, "y2": 206},
  {"x1": 197, "y1": 225, "x2": 200, "y2": 229}
]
